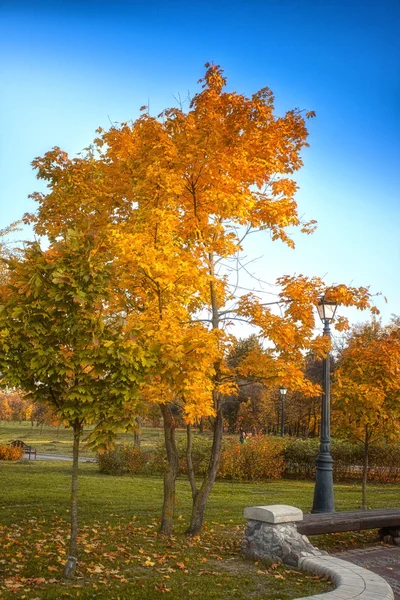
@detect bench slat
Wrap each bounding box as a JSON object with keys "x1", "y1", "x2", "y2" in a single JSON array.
[{"x1": 297, "y1": 508, "x2": 400, "y2": 535}]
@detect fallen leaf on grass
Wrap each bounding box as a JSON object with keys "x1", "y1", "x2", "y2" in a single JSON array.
[
  {"x1": 144, "y1": 559, "x2": 155, "y2": 567},
  {"x1": 87, "y1": 565, "x2": 104, "y2": 574},
  {"x1": 155, "y1": 583, "x2": 171, "y2": 593},
  {"x1": 4, "y1": 579, "x2": 24, "y2": 589}
]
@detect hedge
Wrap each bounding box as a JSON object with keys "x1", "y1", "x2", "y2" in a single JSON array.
[
  {"x1": 98, "y1": 435, "x2": 284, "y2": 481},
  {"x1": 98, "y1": 435, "x2": 400, "y2": 484}
]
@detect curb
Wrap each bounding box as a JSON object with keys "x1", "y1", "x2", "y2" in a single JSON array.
[{"x1": 294, "y1": 555, "x2": 394, "y2": 599}]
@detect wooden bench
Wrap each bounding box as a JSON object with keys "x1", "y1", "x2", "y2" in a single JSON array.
[
  {"x1": 297, "y1": 508, "x2": 400, "y2": 537},
  {"x1": 10, "y1": 440, "x2": 37, "y2": 460}
]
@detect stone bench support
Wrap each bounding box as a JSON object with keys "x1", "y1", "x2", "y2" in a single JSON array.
[{"x1": 241, "y1": 504, "x2": 326, "y2": 566}]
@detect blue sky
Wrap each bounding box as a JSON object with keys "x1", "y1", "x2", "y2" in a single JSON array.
[{"x1": 1, "y1": 0, "x2": 399, "y2": 328}]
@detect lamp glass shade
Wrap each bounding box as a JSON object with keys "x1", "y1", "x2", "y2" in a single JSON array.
[
  {"x1": 317, "y1": 299, "x2": 338, "y2": 323},
  {"x1": 279, "y1": 386, "x2": 287, "y2": 396}
]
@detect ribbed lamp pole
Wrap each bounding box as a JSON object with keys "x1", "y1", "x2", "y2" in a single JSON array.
[
  {"x1": 311, "y1": 296, "x2": 338, "y2": 514},
  {"x1": 279, "y1": 386, "x2": 287, "y2": 437}
]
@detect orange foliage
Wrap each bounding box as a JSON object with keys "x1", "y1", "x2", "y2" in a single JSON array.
[
  {"x1": 219, "y1": 436, "x2": 285, "y2": 481},
  {"x1": 24, "y1": 64, "x2": 378, "y2": 413},
  {"x1": 0, "y1": 445, "x2": 24, "y2": 461},
  {"x1": 333, "y1": 319, "x2": 400, "y2": 442}
]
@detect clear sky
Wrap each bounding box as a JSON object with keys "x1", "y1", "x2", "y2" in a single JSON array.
[{"x1": 1, "y1": 0, "x2": 399, "y2": 329}]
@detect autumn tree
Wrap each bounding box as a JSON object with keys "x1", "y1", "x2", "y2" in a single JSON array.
[
  {"x1": 0, "y1": 389, "x2": 32, "y2": 422},
  {"x1": 0, "y1": 389, "x2": 55, "y2": 426},
  {"x1": 0, "y1": 222, "x2": 21, "y2": 285},
  {"x1": 223, "y1": 336, "x2": 265, "y2": 432},
  {"x1": 281, "y1": 352, "x2": 329, "y2": 438},
  {"x1": 23, "y1": 63, "x2": 377, "y2": 536},
  {"x1": 0, "y1": 231, "x2": 154, "y2": 577},
  {"x1": 333, "y1": 319, "x2": 400, "y2": 509},
  {"x1": 0, "y1": 392, "x2": 12, "y2": 421}
]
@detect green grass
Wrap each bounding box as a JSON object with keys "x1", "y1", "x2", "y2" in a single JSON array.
[
  {"x1": 0, "y1": 461, "x2": 334, "y2": 600},
  {"x1": 1, "y1": 423, "x2": 398, "y2": 599},
  {"x1": 0, "y1": 422, "x2": 213, "y2": 457}
]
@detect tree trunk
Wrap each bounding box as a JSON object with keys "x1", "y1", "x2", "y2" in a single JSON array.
[
  {"x1": 312, "y1": 402, "x2": 317, "y2": 437},
  {"x1": 134, "y1": 416, "x2": 141, "y2": 448},
  {"x1": 362, "y1": 425, "x2": 369, "y2": 511},
  {"x1": 160, "y1": 403, "x2": 179, "y2": 534},
  {"x1": 64, "y1": 418, "x2": 81, "y2": 579},
  {"x1": 185, "y1": 398, "x2": 223, "y2": 536},
  {"x1": 186, "y1": 423, "x2": 198, "y2": 501},
  {"x1": 198, "y1": 416, "x2": 204, "y2": 434},
  {"x1": 185, "y1": 253, "x2": 225, "y2": 536}
]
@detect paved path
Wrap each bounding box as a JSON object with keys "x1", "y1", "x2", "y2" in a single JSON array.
[
  {"x1": 24, "y1": 453, "x2": 95, "y2": 463},
  {"x1": 335, "y1": 545, "x2": 400, "y2": 599}
]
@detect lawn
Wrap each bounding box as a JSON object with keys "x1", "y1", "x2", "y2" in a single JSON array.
[
  {"x1": 0, "y1": 460, "x2": 333, "y2": 600},
  {"x1": 1, "y1": 423, "x2": 399, "y2": 599},
  {"x1": 0, "y1": 422, "x2": 205, "y2": 457},
  {"x1": 1, "y1": 461, "x2": 399, "y2": 600}
]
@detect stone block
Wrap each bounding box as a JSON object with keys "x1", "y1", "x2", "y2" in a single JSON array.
[{"x1": 243, "y1": 504, "x2": 303, "y2": 524}]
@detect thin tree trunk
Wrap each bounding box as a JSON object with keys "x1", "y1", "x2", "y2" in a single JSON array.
[
  {"x1": 312, "y1": 401, "x2": 317, "y2": 437},
  {"x1": 160, "y1": 403, "x2": 179, "y2": 534},
  {"x1": 64, "y1": 418, "x2": 81, "y2": 579},
  {"x1": 362, "y1": 425, "x2": 369, "y2": 510},
  {"x1": 185, "y1": 399, "x2": 223, "y2": 536},
  {"x1": 186, "y1": 423, "x2": 198, "y2": 501},
  {"x1": 134, "y1": 416, "x2": 141, "y2": 448},
  {"x1": 198, "y1": 416, "x2": 204, "y2": 434},
  {"x1": 185, "y1": 253, "x2": 222, "y2": 536}
]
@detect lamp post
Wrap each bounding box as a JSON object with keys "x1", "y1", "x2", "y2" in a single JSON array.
[
  {"x1": 311, "y1": 296, "x2": 338, "y2": 514},
  {"x1": 279, "y1": 386, "x2": 287, "y2": 436}
]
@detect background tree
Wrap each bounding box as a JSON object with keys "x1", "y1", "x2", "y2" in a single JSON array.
[
  {"x1": 0, "y1": 222, "x2": 21, "y2": 285},
  {"x1": 224, "y1": 336, "x2": 265, "y2": 433},
  {"x1": 0, "y1": 231, "x2": 154, "y2": 577},
  {"x1": 333, "y1": 318, "x2": 400, "y2": 509}
]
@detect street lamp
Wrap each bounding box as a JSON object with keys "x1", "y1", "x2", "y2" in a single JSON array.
[
  {"x1": 311, "y1": 296, "x2": 338, "y2": 513},
  {"x1": 279, "y1": 386, "x2": 287, "y2": 437}
]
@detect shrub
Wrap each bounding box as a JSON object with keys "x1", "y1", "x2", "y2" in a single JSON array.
[
  {"x1": 177, "y1": 435, "x2": 214, "y2": 476},
  {"x1": 124, "y1": 446, "x2": 148, "y2": 474},
  {"x1": 283, "y1": 438, "x2": 365, "y2": 481},
  {"x1": 283, "y1": 438, "x2": 318, "y2": 480},
  {"x1": 0, "y1": 444, "x2": 24, "y2": 460},
  {"x1": 368, "y1": 444, "x2": 400, "y2": 483},
  {"x1": 331, "y1": 439, "x2": 364, "y2": 481},
  {"x1": 282, "y1": 437, "x2": 400, "y2": 483},
  {"x1": 97, "y1": 434, "x2": 400, "y2": 484},
  {"x1": 98, "y1": 445, "x2": 128, "y2": 475},
  {"x1": 142, "y1": 442, "x2": 167, "y2": 474},
  {"x1": 219, "y1": 435, "x2": 284, "y2": 481},
  {"x1": 98, "y1": 443, "x2": 166, "y2": 475}
]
